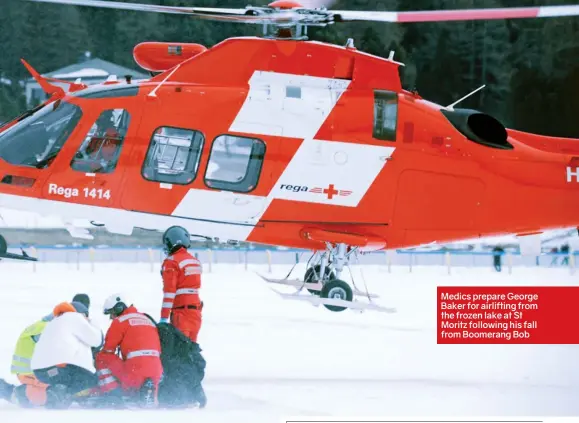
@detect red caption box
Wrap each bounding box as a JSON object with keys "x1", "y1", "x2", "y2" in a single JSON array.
[{"x1": 437, "y1": 286, "x2": 579, "y2": 344}]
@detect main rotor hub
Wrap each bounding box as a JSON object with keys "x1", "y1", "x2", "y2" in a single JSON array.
[
  {"x1": 246, "y1": 1, "x2": 332, "y2": 40},
  {"x1": 268, "y1": 0, "x2": 304, "y2": 9}
]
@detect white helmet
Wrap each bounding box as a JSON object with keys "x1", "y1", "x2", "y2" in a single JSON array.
[{"x1": 103, "y1": 293, "x2": 130, "y2": 318}]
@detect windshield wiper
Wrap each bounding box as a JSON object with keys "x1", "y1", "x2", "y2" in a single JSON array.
[{"x1": 34, "y1": 151, "x2": 59, "y2": 169}]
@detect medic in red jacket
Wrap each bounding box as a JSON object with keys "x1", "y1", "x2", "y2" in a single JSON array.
[
  {"x1": 95, "y1": 294, "x2": 163, "y2": 407},
  {"x1": 160, "y1": 226, "x2": 203, "y2": 343}
]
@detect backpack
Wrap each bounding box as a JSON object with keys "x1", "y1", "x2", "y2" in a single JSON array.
[{"x1": 153, "y1": 320, "x2": 206, "y2": 408}]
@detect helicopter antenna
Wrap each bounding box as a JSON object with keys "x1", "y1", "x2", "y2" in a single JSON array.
[{"x1": 444, "y1": 84, "x2": 486, "y2": 111}]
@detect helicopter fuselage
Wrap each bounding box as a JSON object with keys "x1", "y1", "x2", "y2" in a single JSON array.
[{"x1": 0, "y1": 36, "x2": 578, "y2": 251}]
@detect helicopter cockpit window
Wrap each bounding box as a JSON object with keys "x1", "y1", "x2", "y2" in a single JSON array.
[
  {"x1": 142, "y1": 127, "x2": 204, "y2": 185},
  {"x1": 0, "y1": 100, "x2": 82, "y2": 169},
  {"x1": 204, "y1": 135, "x2": 265, "y2": 193},
  {"x1": 70, "y1": 108, "x2": 131, "y2": 174},
  {"x1": 373, "y1": 90, "x2": 398, "y2": 141}
]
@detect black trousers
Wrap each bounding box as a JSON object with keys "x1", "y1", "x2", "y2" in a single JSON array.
[
  {"x1": 493, "y1": 255, "x2": 502, "y2": 272},
  {"x1": 34, "y1": 364, "x2": 98, "y2": 394}
]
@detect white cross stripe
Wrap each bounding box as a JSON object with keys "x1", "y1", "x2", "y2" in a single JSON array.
[
  {"x1": 170, "y1": 70, "x2": 352, "y2": 236},
  {"x1": 165, "y1": 70, "x2": 396, "y2": 245},
  {"x1": 162, "y1": 302, "x2": 173, "y2": 308},
  {"x1": 229, "y1": 71, "x2": 350, "y2": 139},
  {"x1": 97, "y1": 369, "x2": 112, "y2": 376},
  {"x1": 163, "y1": 293, "x2": 176, "y2": 299},
  {"x1": 270, "y1": 139, "x2": 396, "y2": 208}
]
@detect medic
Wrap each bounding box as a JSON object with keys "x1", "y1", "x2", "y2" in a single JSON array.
[
  {"x1": 95, "y1": 294, "x2": 163, "y2": 408},
  {"x1": 0, "y1": 294, "x2": 93, "y2": 408},
  {"x1": 160, "y1": 226, "x2": 203, "y2": 343}
]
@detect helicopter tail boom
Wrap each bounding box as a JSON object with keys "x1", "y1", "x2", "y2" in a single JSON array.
[{"x1": 507, "y1": 128, "x2": 579, "y2": 156}]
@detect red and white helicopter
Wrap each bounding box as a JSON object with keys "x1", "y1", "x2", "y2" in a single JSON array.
[{"x1": 0, "y1": 0, "x2": 578, "y2": 312}]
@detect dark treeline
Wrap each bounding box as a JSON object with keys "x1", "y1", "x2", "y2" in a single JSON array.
[{"x1": 0, "y1": 0, "x2": 577, "y2": 137}]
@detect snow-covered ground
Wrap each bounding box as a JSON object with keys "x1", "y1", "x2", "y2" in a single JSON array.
[{"x1": 0, "y1": 262, "x2": 577, "y2": 422}]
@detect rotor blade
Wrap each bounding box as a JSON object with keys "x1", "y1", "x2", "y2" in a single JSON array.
[
  {"x1": 25, "y1": 0, "x2": 272, "y2": 23},
  {"x1": 333, "y1": 5, "x2": 579, "y2": 23}
]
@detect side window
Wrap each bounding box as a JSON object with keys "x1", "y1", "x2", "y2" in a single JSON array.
[
  {"x1": 142, "y1": 127, "x2": 204, "y2": 185},
  {"x1": 70, "y1": 108, "x2": 130, "y2": 173},
  {"x1": 204, "y1": 135, "x2": 265, "y2": 193},
  {"x1": 373, "y1": 90, "x2": 398, "y2": 141}
]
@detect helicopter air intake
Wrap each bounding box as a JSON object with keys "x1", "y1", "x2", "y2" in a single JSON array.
[{"x1": 440, "y1": 109, "x2": 513, "y2": 150}]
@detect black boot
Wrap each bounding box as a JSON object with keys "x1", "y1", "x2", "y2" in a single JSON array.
[
  {"x1": 45, "y1": 384, "x2": 73, "y2": 409},
  {"x1": 139, "y1": 378, "x2": 156, "y2": 409},
  {"x1": 96, "y1": 388, "x2": 126, "y2": 409},
  {"x1": 13, "y1": 384, "x2": 33, "y2": 408}
]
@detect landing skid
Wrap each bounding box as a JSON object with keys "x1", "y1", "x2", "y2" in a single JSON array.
[
  {"x1": 259, "y1": 274, "x2": 380, "y2": 299},
  {"x1": 258, "y1": 244, "x2": 396, "y2": 313},
  {"x1": 267, "y1": 284, "x2": 397, "y2": 313},
  {"x1": 0, "y1": 235, "x2": 37, "y2": 262}
]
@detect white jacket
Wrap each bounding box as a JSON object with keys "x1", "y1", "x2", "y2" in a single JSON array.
[{"x1": 31, "y1": 311, "x2": 103, "y2": 373}]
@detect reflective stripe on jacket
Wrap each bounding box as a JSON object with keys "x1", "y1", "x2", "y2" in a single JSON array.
[
  {"x1": 160, "y1": 248, "x2": 202, "y2": 319},
  {"x1": 101, "y1": 306, "x2": 162, "y2": 362},
  {"x1": 11, "y1": 315, "x2": 52, "y2": 375}
]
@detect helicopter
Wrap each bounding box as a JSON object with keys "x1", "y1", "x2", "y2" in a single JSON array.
[{"x1": 0, "y1": 0, "x2": 578, "y2": 313}]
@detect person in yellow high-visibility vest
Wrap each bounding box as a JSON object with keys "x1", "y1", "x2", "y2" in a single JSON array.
[
  {"x1": 10, "y1": 314, "x2": 53, "y2": 406},
  {"x1": 4, "y1": 294, "x2": 91, "y2": 407}
]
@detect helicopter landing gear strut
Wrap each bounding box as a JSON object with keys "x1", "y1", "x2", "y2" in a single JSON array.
[
  {"x1": 259, "y1": 243, "x2": 395, "y2": 313},
  {"x1": 0, "y1": 234, "x2": 37, "y2": 261}
]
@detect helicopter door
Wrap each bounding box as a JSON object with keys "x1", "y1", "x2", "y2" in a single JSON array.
[
  {"x1": 41, "y1": 107, "x2": 139, "y2": 234},
  {"x1": 187, "y1": 134, "x2": 268, "y2": 223},
  {"x1": 120, "y1": 126, "x2": 269, "y2": 225}
]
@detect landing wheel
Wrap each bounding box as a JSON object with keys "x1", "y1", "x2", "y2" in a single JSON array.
[
  {"x1": 0, "y1": 235, "x2": 7, "y2": 255},
  {"x1": 304, "y1": 265, "x2": 335, "y2": 295},
  {"x1": 320, "y1": 279, "x2": 353, "y2": 312}
]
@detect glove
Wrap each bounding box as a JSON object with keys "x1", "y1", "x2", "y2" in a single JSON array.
[{"x1": 159, "y1": 318, "x2": 169, "y2": 324}]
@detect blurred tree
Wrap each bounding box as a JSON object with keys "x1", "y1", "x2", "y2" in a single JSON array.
[
  {"x1": 399, "y1": 0, "x2": 513, "y2": 124},
  {"x1": 0, "y1": 0, "x2": 90, "y2": 116},
  {"x1": 506, "y1": 0, "x2": 579, "y2": 137},
  {"x1": 0, "y1": 0, "x2": 576, "y2": 137}
]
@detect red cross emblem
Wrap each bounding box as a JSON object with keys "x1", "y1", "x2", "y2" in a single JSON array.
[
  {"x1": 309, "y1": 185, "x2": 352, "y2": 199},
  {"x1": 323, "y1": 184, "x2": 339, "y2": 199}
]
